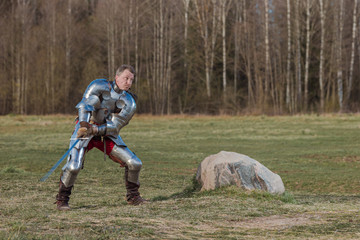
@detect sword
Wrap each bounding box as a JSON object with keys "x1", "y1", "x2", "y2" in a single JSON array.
[{"x1": 39, "y1": 138, "x2": 80, "y2": 182}]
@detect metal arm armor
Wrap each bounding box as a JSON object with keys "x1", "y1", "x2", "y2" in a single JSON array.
[
  {"x1": 75, "y1": 79, "x2": 111, "y2": 122},
  {"x1": 105, "y1": 91, "x2": 137, "y2": 137}
]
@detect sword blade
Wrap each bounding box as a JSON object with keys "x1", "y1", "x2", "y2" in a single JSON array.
[{"x1": 39, "y1": 138, "x2": 80, "y2": 182}]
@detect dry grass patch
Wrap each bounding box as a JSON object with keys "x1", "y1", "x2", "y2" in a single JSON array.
[{"x1": 1, "y1": 114, "x2": 360, "y2": 239}]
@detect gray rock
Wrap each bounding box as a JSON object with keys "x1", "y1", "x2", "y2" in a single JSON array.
[{"x1": 196, "y1": 151, "x2": 285, "y2": 194}]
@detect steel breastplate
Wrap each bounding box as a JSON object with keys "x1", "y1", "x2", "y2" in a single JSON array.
[{"x1": 90, "y1": 84, "x2": 124, "y2": 124}]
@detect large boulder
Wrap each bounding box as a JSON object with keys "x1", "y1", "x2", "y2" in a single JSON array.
[{"x1": 196, "y1": 151, "x2": 285, "y2": 194}]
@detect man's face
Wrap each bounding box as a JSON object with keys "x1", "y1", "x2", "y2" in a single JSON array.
[{"x1": 115, "y1": 69, "x2": 134, "y2": 91}]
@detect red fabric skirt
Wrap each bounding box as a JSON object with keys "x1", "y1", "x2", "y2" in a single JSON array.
[{"x1": 87, "y1": 137, "x2": 115, "y2": 155}]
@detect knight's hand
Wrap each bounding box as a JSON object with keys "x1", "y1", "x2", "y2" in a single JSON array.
[{"x1": 77, "y1": 121, "x2": 98, "y2": 138}]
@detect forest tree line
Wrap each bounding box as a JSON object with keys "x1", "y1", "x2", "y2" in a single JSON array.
[{"x1": 1, "y1": 0, "x2": 360, "y2": 115}]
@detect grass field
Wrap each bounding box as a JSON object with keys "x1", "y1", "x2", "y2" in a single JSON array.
[{"x1": 0, "y1": 114, "x2": 360, "y2": 239}]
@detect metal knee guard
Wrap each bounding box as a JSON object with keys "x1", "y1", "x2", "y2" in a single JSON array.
[
  {"x1": 110, "y1": 145, "x2": 142, "y2": 184},
  {"x1": 61, "y1": 147, "x2": 86, "y2": 187}
]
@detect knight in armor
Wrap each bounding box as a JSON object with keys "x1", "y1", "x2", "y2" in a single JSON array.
[{"x1": 55, "y1": 64, "x2": 147, "y2": 210}]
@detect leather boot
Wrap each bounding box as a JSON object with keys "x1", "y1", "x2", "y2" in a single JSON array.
[
  {"x1": 55, "y1": 180, "x2": 73, "y2": 210},
  {"x1": 125, "y1": 167, "x2": 148, "y2": 205}
]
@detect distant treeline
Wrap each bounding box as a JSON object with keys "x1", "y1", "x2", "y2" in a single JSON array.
[{"x1": 1, "y1": 0, "x2": 360, "y2": 115}]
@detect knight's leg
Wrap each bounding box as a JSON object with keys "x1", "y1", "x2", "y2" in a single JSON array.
[
  {"x1": 109, "y1": 145, "x2": 147, "y2": 205},
  {"x1": 55, "y1": 147, "x2": 86, "y2": 210},
  {"x1": 124, "y1": 166, "x2": 140, "y2": 200},
  {"x1": 55, "y1": 175, "x2": 72, "y2": 211}
]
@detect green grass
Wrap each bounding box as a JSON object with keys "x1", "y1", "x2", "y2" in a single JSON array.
[{"x1": 1, "y1": 114, "x2": 360, "y2": 239}]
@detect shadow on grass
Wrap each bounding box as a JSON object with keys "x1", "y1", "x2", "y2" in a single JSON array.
[
  {"x1": 151, "y1": 175, "x2": 296, "y2": 204},
  {"x1": 151, "y1": 175, "x2": 202, "y2": 201}
]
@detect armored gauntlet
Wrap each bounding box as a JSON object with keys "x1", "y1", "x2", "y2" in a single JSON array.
[{"x1": 77, "y1": 121, "x2": 99, "y2": 138}]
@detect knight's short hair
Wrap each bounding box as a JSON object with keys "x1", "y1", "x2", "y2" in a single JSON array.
[{"x1": 116, "y1": 64, "x2": 136, "y2": 77}]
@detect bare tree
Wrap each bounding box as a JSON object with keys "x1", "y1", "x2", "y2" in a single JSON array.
[
  {"x1": 182, "y1": 0, "x2": 190, "y2": 113},
  {"x1": 318, "y1": 0, "x2": 325, "y2": 112},
  {"x1": 346, "y1": 0, "x2": 358, "y2": 108},
  {"x1": 336, "y1": 0, "x2": 344, "y2": 111},
  {"x1": 145, "y1": 0, "x2": 174, "y2": 114},
  {"x1": 194, "y1": 0, "x2": 219, "y2": 98},
  {"x1": 97, "y1": 0, "x2": 118, "y2": 78},
  {"x1": 286, "y1": 0, "x2": 292, "y2": 112},
  {"x1": 295, "y1": 0, "x2": 301, "y2": 111},
  {"x1": 135, "y1": 0, "x2": 139, "y2": 89},
  {"x1": 243, "y1": 1, "x2": 255, "y2": 108},
  {"x1": 304, "y1": 0, "x2": 312, "y2": 111},
  {"x1": 221, "y1": 0, "x2": 232, "y2": 104},
  {"x1": 233, "y1": 0, "x2": 241, "y2": 102},
  {"x1": 14, "y1": 0, "x2": 35, "y2": 114},
  {"x1": 221, "y1": 0, "x2": 227, "y2": 98},
  {"x1": 264, "y1": 0, "x2": 270, "y2": 108},
  {"x1": 64, "y1": 0, "x2": 72, "y2": 113},
  {"x1": 210, "y1": 0, "x2": 219, "y2": 94},
  {"x1": 44, "y1": 0, "x2": 57, "y2": 113},
  {"x1": 166, "y1": 5, "x2": 173, "y2": 115}
]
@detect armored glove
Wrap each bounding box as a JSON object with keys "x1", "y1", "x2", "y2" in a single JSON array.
[{"x1": 77, "y1": 121, "x2": 99, "y2": 138}]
